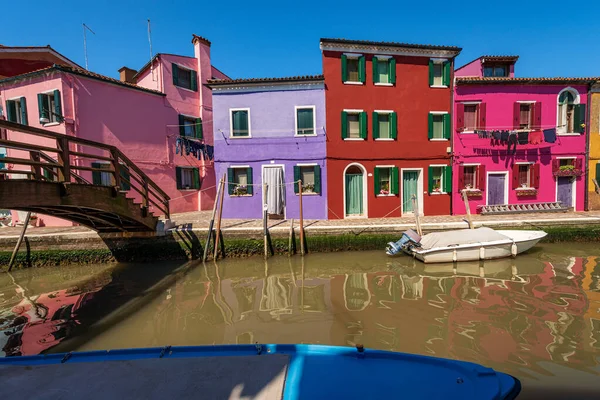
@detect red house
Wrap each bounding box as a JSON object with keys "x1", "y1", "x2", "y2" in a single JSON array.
[{"x1": 320, "y1": 38, "x2": 461, "y2": 218}]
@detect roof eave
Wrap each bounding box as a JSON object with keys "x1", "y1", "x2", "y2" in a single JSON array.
[{"x1": 319, "y1": 38, "x2": 461, "y2": 58}]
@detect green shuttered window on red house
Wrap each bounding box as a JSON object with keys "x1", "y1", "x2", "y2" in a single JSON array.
[
  {"x1": 372, "y1": 56, "x2": 396, "y2": 85},
  {"x1": 374, "y1": 167, "x2": 398, "y2": 196},
  {"x1": 428, "y1": 166, "x2": 452, "y2": 194},
  {"x1": 429, "y1": 60, "x2": 451, "y2": 87},
  {"x1": 341, "y1": 111, "x2": 367, "y2": 139},
  {"x1": 341, "y1": 55, "x2": 365, "y2": 83},
  {"x1": 428, "y1": 113, "x2": 451, "y2": 139}
]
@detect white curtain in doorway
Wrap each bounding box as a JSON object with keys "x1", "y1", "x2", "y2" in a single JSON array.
[{"x1": 264, "y1": 167, "x2": 285, "y2": 215}]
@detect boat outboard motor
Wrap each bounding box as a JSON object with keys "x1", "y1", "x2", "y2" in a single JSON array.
[{"x1": 386, "y1": 229, "x2": 422, "y2": 256}]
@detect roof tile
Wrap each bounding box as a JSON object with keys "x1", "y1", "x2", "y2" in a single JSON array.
[
  {"x1": 320, "y1": 38, "x2": 461, "y2": 52},
  {"x1": 457, "y1": 76, "x2": 600, "y2": 84}
]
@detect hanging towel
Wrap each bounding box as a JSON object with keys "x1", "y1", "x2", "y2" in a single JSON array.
[
  {"x1": 507, "y1": 132, "x2": 518, "y2": 154},
  {"x1": 501, "y1": 131, "x2": 509, "y2": 142},
  {"x1": 493, "y1": 131, "x2": 501, "y2": 140},
  {"x1": 529, "y1": 130, "x2": 544, "y2": 145},
  {"x1": 543, "y1": 128, "x2": 557, "y2": 143},
  {"x1": 518, "y1": 131, "x2": 529, "y2": 145}
]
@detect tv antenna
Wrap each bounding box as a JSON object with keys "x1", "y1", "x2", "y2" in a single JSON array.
[{"x1": 83, "y1": 23, "x2": 96, "y2": 70}]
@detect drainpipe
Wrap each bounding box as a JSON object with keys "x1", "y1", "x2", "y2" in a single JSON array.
[
  {"x1": 585, "y1": 85, "x2": 591, "y2": 211},
  {"x1": 449, "y1": 59, "x2": 455, "y2": 215}
]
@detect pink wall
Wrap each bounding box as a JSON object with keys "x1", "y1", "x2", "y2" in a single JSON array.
[
  {"x1": 453, "y1": 84, "x2": 588, "y2": 214},
  {"x1": 455, "y1": 58, "x2": 515, "y2": 78}
]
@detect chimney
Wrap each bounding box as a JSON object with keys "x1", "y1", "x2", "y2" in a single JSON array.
[{"x1": 118, "y1": 66, "x2": 137, "y2": 83}]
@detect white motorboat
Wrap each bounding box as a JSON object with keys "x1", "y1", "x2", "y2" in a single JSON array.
[{"x1": 386, "y1": 227, "x2": 547, "y2": 263}]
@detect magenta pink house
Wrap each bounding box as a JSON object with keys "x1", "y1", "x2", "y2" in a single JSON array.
[
  {"x1": 0, "y1": 35, "x2": 227, "y2": 227},
  {"x1": 453, "y1": 55, "x2": 595, "y2": 214}
]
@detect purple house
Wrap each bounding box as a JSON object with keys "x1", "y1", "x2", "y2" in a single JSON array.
[{"x1": 208, "y1": 76, "x2": 327, "y2": 219}]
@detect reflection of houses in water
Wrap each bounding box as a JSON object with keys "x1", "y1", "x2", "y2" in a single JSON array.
[{"x1": 582, "y1": 257, "x2": 600, "y2": 351}]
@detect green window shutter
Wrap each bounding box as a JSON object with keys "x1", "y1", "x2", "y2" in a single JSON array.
[
  {"x1": 389, "y1": 58, "x2": 396, "y2": 85},
  {"x1": 120, "y1": 165, "x2": 131, "y2": 191},
  {"x1": 391, "y1": 167, "x2": 399, "y2": 195},
  {"x1": 172, "y1": 63, "x2": 179, "y2": 86},
  {"x1": 428, "y1": 113, "x2": 434, "y2": 139},
  {"x1": 246, "y1": 167, "x2": 253, "y2": 195},
  {"x1": 227, "y1": 168, "x2": 234, "y2": 195},
  {"x1": 372, "y1": 56, "x2": 379, "y2": 83},
  {"x1": 359, "y1": 111, "x2": 367, "y2": 139},
  {"x1": 175, "y1": 167, "x2": 182, "y2": 189},
  {"x1": 6, "y1": 101, "x2": 15, "y2": 122},
  {"x1": 372, "y1": 112, "x2": 379, "y2": 139},
  {"x1": 92, "y1": 162, "x2": 102, "y2": 185},
  {"x1": 53, "y1": 90, "x2": 62, "y2": 119},
  {"x1": 192, "y1": 168, "x2": 200, "y2": 189},
  {"x1": 314, "y1": 165, "x2": 321, "y2": 194},
  {"x1": 428, "y1": 60, "x2": 434, "y2": 86},
  {"x1": 37, "y1": 94, "x2": 46, "y2": 121},
  {"x1": 341, "y1": 111, "x2": 348, "y2": 139},
  {"x1": 341, "y1": 54, "x2": 348, "y2": 82},
  {"x1": 374, "y1": 167, "x2": 380, "y2": 195},
  {"x1": 573, "y1": 104, "x2": 586, "y2": 133},
  {"x1": 443, "y1": 113, "x2": 451, "y2": 139},
  {"x1": 0, "y1": 154, "x2": 5, "y2": 170},
  {"x1": 191, "y1": 71, "x2": 198, "y2": 91},
  {"x1": 390, "y1": 112, "x2": 397, "y2": 140},
  {"x1": 428, "y1": 166, "x2": 434, "y2": 193},
  {"x1": 443, "y1": 61, "x2": 451, "y2": 86},
  {"x1": 293, "y1": 166, "x2": 301, "y2": 194},
  {"x1": 596, "y1": 163, "x2": 600, "y2": 180},
  {"x1": 19, "y1": 97, "x2": 27, "y2": 125},
  {"x1": 359, "y1": 56, "x2": 366, "y2": 83},
  {"x1": 178, "y1": 115, "x2": 185, "y2": 136},
  {"x1": 443, "y1": 166, "x2": 452, "y2": 193},
  {"x1": 195, "y1": 118, "x2": 203, "y2": 139}
]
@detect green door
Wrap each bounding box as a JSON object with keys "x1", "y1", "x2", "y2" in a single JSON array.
[
  {"x1": 402, "y1": 171, "x2": 418, "y2": 213},
  {"x1": 345, "y1": 173, "x2": 363, "y2": 215}
]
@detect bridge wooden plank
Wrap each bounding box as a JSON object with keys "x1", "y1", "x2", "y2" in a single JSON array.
[
  {"x1": 0, "y1": 157, "x2": 60, "y2": 167},
  {"x1": 0, "y1": 139, "x2": 59, "y2": 154}
]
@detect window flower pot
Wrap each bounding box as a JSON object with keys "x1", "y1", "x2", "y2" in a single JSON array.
[
  {"x1": 515, "y1": 188, "x2": 538, "y2": 197},
  {"x1": 463, "y1": 188, "x2": 482, "y2": 198},
  {"x1": 553, "y1": 168, "x2": 583, "y2": 177}
]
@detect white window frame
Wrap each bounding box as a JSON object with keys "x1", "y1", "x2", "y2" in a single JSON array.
[
  {"x1": 429, "y1": 164, "x2": 448, "y2": 195},
  {"x1": 173, "y1": 63, "x2": 195, "y2": 92},
  {"x1": 429, "y1": 111, "x2": 448, "y2": 141},
  {"x1": 374, "y1": 55, "x2": 393, "y2": 87},
  {"x1": 375, "y1": 164, "x2": 394, "y2": 197},
  {"x1": 462, "y1": 164, "x2": 480, "y2": 190},
  {"x1": 515, "y1": 163, "x2": 533, "y2": 188},
  {"x1": 294, "y1": 105, "x2": 317, "y2": 137},
  {"x1": 229, "y1": 108, "x2": 251, "y2": 139},
  {"x1": 295, "y1": 163, "x2": 318, "y2": 196},
  {"x1": 343, "y1": 53, "x2": 363, "y2": 85},
  {"x1": 374, "y1": 110, "x2": 394, "y2": 141},
  {"x1": 229, "y1": 165, "x2": 252, "y2": 196},
  {"x1": 461, "y1": 101, "x2": 481, "y2": 134},
  {"x1": 430, "y1": 58, "x2": 448, "y2": 89},
  {"x1": 343, "y1": 109, "x2": 364, "y2": 141},
  {"x1": 516, "y1": 101, "x2": 535, "y2": 131},
  {"x1": 556, "y1": 87, "x2": 581, "y2": 136}
]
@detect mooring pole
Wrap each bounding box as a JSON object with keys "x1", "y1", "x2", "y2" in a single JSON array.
[
  {"x1": 411, "y1": 195, "x2": 423, "y2": 236},
  {"x1": 298, "y1": 180, "x2": 305, "y2": 256},
  {"x1": 288, "y1": 218, "x2": 295, "y2": 256},
  {"x1": 263, "y1": 183, "x2": 269, "y2": 260},
  {"x1": 462, "y1": 190, "x2": 474, "y2": 229},
  {"x1": 203, "y1": 175, "x2": 223, "y2": 262},
  {"x1": 213, "y1": 174, "x2": 226, "y2": 261},
  {"x1": 8, "y1": 212, "x2": 31, "y2": 271}
]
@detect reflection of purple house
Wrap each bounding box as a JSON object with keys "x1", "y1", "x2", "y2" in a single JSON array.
[{"x1": 208, "y1": 76, "x2": 327, "y2": 219}]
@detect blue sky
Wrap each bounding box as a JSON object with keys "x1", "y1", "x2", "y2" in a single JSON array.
[{"x1": 4, "y1": 0, "x2": 600, "y2": 80}]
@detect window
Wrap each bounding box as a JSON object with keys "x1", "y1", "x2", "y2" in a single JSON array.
[
  {"x1": 559, "y1": 159, "x2": 575, "y2": 168},
  {"x1": 172, "y1": 64, "x2": 197, "y2": 91},
  {"x1": 296, "y1": 106, "x2": 315, "y2": 136},
  {"x1": 5, "y1": 98, "x2": 27, "y2": 125},
  {"x1": 464, "y1": 105, "x2": 478, "y2": 131},
  {"x1": 92, "y1": 162, "x2": 113, "y2": 186},
  {"x1": 372, "y1": 111, "x2": 397, "y2": 140},
  {"x1": 294, "y1": 164, "x2": 321, "y2": 194},
  {"x1": 519, "y1": 104, "x2": 532, "y2": 129},
  {"x1": 458, "y1": 165, "x2": 485, "y2": 191},
  {"x1": 428, "y1": 112, "x2": 450, "y2": 140},
  {"x1": 483, "y1": 65, "x2": 508, "y2": 77},
  {"x1": 374, "y1": 166, "x2": 398, "y2": 196},
  {"x1": 37, "y1": 91, "x2": 62, "y2": 124},
  {"x1": 557, "y1": 90, "x2": 585, "y2": 134},
  {"x1": 428, "y1": 166, "x2": 451, "y2": 194},
  {"x1": 341, "y1": 54, "x2": 365, "y2": 84},
  {"x1": 179, "y1": 115, "x2": 202, "y2": 138},
  {"x1": 512, "y1": 163, "x2": 539, "y2": 189},
  {"x1": 518, "y1": 165, "x2": 530, "y2": 187},
  {"x1": 463, "y1": 166, "x2": 477, "y2": 189},
  {"x1": 372, "y1": 56, "x2": 396, "y2": 85},
  {"x1": 176, "y1": 166, "x2": 200, "y2": 190},
  {"x1": 342, "y1": 111, "x2": 367, "y2": 139},
  {"x1": 230, "y1": 109, "x2": 250, "y2": 137},
  {"x1": 429, "y1": 60, "x2": 450, "y2": 87},
  {"x1": 227, "y1": 166, "x2": 253, "y2": 196}
]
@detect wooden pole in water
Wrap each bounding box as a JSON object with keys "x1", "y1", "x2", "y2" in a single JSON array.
[
  {"x1": 263, "y1": 183, "x2": 269, "y2": 260},
  {"x1": 8, "y1": 212, "x2": 31, "y2": 271},
  {"x1": 203, "y1": 175, "x2": 223, "y2": 262},
  {"x1": 213, "y1": 174, "x2": 226, "y2": 260},
  {"x1": 462, "y1": 190, "x2": 474, "y2": 229},
  {"x1": 288, "y1": 218, "x2": 295, "y2": 256},
  {"x1": 298, "y1": 180, "x2": 305, "y2": 256},
  {"x1": 411, "y1": 195, "x2": 423, "y2": 236}
]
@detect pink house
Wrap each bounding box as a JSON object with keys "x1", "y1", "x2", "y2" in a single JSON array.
[
  {"x1": 0, "y1": 35, "x2": 227, "y2": 227},
  {"x1": 453, "y1": 55, "x2": 595, "y2": 214}
]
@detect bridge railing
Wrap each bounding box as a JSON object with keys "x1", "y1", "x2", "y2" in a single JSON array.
[{"x1": 0, "y1": 120, "x2": 170, "y2": 219}]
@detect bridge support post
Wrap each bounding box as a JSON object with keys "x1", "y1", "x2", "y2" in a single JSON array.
[
  {"x1": 57, "y1": 136, "x2": 71, "y2": 182},
  {"x1": 30, "y1": 153, "x2": 42, "y2": 180},
  {"x1": 110, "y1": 149, "x2": 121, "y2": 190}
]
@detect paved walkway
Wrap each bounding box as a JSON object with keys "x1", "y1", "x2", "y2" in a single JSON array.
[{"x1": 2, "y1": 210, "x2": 600, "y2": 239}]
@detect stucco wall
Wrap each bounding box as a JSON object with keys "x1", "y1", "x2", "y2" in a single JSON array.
[
  {"x1": 455, "y1": 59, "x2": 482, "y2": 77},
  {"x1": 212, "y1": 87, "x2": 327, "y2": 219}
]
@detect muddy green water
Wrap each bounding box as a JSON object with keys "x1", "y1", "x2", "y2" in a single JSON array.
[{"x1": 1, "y1": 243, "x2": 600, "y2": 398}]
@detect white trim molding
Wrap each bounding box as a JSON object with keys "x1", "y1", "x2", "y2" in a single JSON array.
[
  {"x1": 294, "y1": 105, "x2": 317, "y2": 137},
  {"x1": 486, "y1": 172, "x2": 509, "y2": 206},
  {"x1": 400, "y1": 168, "x2": 424, "y2": 217},
  {"x1": 343, "y1": 162, "x2": 368, "y2": 218}
]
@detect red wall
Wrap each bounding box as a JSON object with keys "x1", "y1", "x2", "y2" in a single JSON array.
[{"x1": 322, "y1": 51, "x2": 454, "y2": 218}]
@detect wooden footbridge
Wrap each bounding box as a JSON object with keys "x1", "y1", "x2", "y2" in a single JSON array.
[{"x1": 0, "y1": 120, "x2": 169, "y2": 232}]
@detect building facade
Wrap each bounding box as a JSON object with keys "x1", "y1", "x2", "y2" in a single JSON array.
[
  {"x1": 320, "y1": 38, "x2": 461, "y2": 219},
  {"x1": 587, "y1": 82, "x2": 600, "y2": 210},
  {"x1": 209, "y1": 76, "x2": 327, "y2": 220},
  {"x1": 0, "y1": 35, "x2": 226, "y2": 227},
  {"x1": 453, "y1": 56, "x2": 594, "y2": 214}
]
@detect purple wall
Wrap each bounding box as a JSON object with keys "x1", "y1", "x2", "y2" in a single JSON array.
[{"x1": 213, "y1": 84, "x2": 327, "y2": 219}]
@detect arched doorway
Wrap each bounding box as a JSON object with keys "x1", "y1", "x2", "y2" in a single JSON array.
[{"x1": 344, "y1": 163, "x2": 366, "y2": 217}]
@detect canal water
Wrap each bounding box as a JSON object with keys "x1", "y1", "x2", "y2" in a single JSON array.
[{"x1": 1, "y1": 243, "x2": 600, "y2": 398}]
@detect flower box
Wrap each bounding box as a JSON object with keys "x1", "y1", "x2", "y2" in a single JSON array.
[
  {"x1": 515, "y1": 188, "x2": 538, "y2": 197},
  {"x1": 553, "y1": 168, "x2": 583, "y2": 177},
  {"x1": 462, "y1": 188, "x2": 482, "y2": 198},
  {"x1": 233, "y1": 185, "x2": 248, "y2": 196}
]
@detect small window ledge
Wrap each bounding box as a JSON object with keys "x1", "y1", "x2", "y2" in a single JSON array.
[
  {"x1": 375, "y1": 138, "x2": 395, "y2": 141},
  {"x1": 229, "y1": 136, "x2": 252, "y2": 139},
  {"x1": 344, "y1": 138, "x2": 366, "y2": 141},
  {"x1": 429, "y1": 138, "x2": 449, "y2": 141},
  {"x1": 179, "y1": 188, "x2": 199, "y2": 192},
  {"x1": 42, "y1": 122, "x2": 62, "y2": 127},
  {"x1": 296, "y1": 192, "x2": 320, "y2": 196},
  {"x1": 429, "y1": 191, "x2": 447, "y2": 195},
  {"x1": 374, "y1": 83, "x2": 394, "y2": 87},
  {"x1": 174, "y1": 85, "x2": 197, "y2": 93},
  {"x1": 343, "y1": 81, "x2": 364, "y2": 85},
  {"x1": 430, "y1": 85, "x2": 448, "y2": 89},
  {"x1": 461, "y1": 131, "x2": 476, "y2": 134},
  {"x1": 294, "y1": 133, "x2": 318, "y2": 137},
  {"x1": 376, "y1": 194, "x2": 396, "y2": 197},
  {"x1": 556, "y1": 133, "x2": 581, "y2": 136},
  {"x1": 230, "y1": 194, "x2": 253, "y2": 197}
]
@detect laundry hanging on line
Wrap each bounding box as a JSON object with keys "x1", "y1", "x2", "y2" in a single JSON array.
[{"x1": 175, "y1": 136, "x2": 214, "y2": 161}]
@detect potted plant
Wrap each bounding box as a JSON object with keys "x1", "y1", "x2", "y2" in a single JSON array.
[
  {"x1": 302, "y1": 183, "x2": 315, "y2": 193},
  {"x1": 233, "y1": 184, "x2": 248, "y2": 196},
  {"x1": 379, "y1": 183, "x2": 390, "y2": 195},
  {"x1": 554, "y1": 164, "x2": 583, "y2": 177}
]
